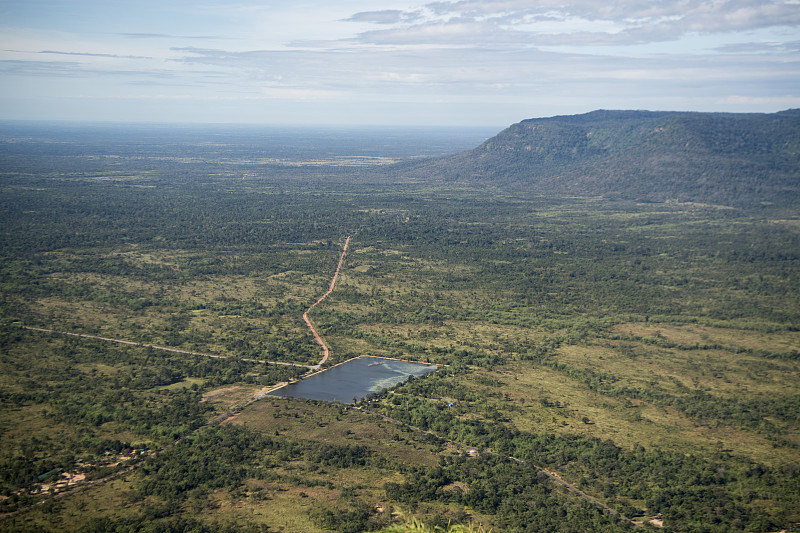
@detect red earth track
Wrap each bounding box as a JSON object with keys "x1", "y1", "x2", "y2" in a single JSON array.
[{"x1": 303, "y1": 236, "x2": 350, "y2": 369}]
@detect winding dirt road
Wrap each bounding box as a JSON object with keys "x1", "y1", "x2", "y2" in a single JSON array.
[
  {"x1": 4, "y1": 235, "x2": 640, "y2": 527},
  {"x1": 2, "y1": 237, "x2": 356, "y2": 521},
  {"x1": 20, "y1": 326, "x2": 314, "y2": 369},
  {"x1": 303, "y1": 236, "x2": 350, "y2": 369}
]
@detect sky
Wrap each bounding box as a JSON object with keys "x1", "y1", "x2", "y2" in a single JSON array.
[{"x1": 1, "y1": 0, "x2": 799, "y2": 126}]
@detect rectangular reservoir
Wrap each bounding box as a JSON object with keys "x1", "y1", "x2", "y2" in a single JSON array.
[{"x1": 268, "y1": 356, "x2": 437, "y2": 403}]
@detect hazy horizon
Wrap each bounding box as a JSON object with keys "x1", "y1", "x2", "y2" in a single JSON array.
[
  {"x1": 2, "y1": 107, "x2": 797, "y2": 131},
  {"x1": 2, "y1": 1, "x2": 799, "y2": 126}
]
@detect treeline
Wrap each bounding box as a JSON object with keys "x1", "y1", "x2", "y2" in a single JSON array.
[
  {"x1": 369, "y1": 372, "x2": 800, "y2": 532},
  {"x1": 385, "y1": 453, "x2": 636, "y2": 532},
  {"x1": 138, "y1": 426, "x2": 374, "y2": 501},
  {"x1": 0, "y1": 326, "x2": 303, "y2": 501},
  {"x1": 518, "y1": 346, "x2": 800, "y2": 438},
  {"x1": 81, "y1": 424, "x2": 638, "y2": 533},
  {"x1": 3, "y1": 174, "x2": 798, "y2": 330},
  {"x1": 0, "y1": 180, "x2": 367, "y2": 255},
  {"x1": 133, "y1": 425, "x2": 389, "y2": 533}
]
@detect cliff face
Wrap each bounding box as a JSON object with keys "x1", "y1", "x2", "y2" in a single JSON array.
[{"x1": 404, "y1": 109, "x2": 800, "y2": 206}]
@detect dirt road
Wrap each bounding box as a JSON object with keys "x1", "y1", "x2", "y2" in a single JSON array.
[
  {"x1": 20, "y1": 326, "x2": 315, "y2": 369},
  {"x1": 303, "y1": 236, "x2": 350, "y2": 368}
]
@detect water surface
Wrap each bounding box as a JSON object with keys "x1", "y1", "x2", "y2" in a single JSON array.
[{"x1": 268, "y1": 356, "x2": 437, "y2": 403}]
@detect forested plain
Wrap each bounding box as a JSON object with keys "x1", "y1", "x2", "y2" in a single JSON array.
[{"x1": 0, "y1": 121, "x2": 798, "y2": 532}]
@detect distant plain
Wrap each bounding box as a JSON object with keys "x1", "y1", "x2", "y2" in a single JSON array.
[{"x1": 1, "y1": 119, "x2": 798, "y2": 532}]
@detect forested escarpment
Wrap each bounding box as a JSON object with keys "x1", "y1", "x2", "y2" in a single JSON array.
[
  {"x1": 401, "y1": 109, "x2": 800, "y2": 207},
  {"x1": 0, "y1": 123, "x2": 798, "y2": 532}
]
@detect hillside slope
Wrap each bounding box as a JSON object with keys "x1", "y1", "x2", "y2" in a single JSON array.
[{"x1": 403, "y1": 109, "x2": 800, "y2": 206}]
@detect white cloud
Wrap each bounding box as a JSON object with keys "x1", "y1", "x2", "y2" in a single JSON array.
[
  {"x1": 119, "y1": 33, "x2": 228, "y2": 40},
  {"x1": 346, "y1": 10, "x2": 422, "y2": 24},
  {"x1": 260, "y1": 85, "x2": 344, "y2": 100},
  {"x1": 715, "y1": 40, "x2": 800, "y2": 53},
  {"x1": 342, "y1": 0, "x2": 800, "y2": 47},
  {"x1": 718, "y1": 94, "x2": 800, "y2": 106},
  {"x1": 0, "y1": 0, "x2": 798, "y2": 124},
  {"x1": 37, "y1": 50, "x2": 153, "y2": 59}
]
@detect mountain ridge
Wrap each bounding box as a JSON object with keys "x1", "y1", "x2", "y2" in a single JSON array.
[{"x1": 400, "y1": 109, "x2": 800, "y2": 206}]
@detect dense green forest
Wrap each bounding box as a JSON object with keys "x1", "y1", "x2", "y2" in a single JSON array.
[
  {"x1": 404, "y1": 109, "x2": 800, "y2": 207},
  {"x1": 0, "y1": 120, "x2": 798, "y2": 532}
]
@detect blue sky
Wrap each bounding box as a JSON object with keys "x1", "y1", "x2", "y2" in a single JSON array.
[{"x1": 1, "y1": 0, "x2": 799, "y2": 125}]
